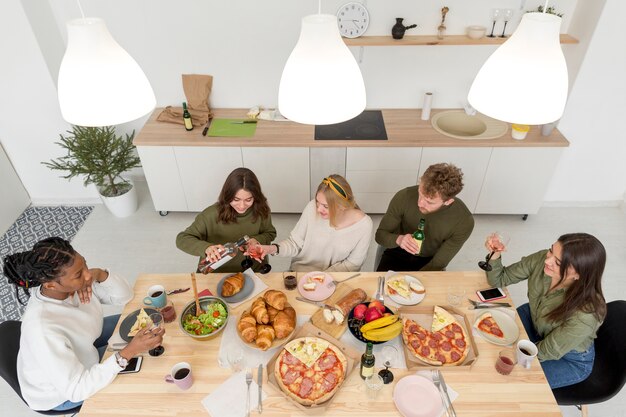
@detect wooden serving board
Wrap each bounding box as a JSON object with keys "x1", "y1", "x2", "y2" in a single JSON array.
[{"x1": 309, "y1": 283, "x2": 355, "y2": 339}]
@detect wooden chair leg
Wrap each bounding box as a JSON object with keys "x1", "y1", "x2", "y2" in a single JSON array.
[{"x1": 581, "y1": 404, "x2": 588, "y2": 417}]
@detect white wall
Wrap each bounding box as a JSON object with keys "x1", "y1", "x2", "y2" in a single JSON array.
[{"x1": 3, "y1": 0, "x2": 624, "y2": 206}]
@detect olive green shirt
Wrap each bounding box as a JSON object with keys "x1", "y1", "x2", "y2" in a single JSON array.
[
  {"x1": 176, "y1": 204, "x2": 276, "y2": 273},
  {"x1": 487, "y1": 250, "x2": 602, "y2": 361},
  {"x1": 375, "y1": 185, "x2": 474, "y2": 271}
]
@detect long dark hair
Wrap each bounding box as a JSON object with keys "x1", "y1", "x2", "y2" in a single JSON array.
[
  {"x1": 2, "y1": 237, "x2": 76, "y2": 304},
  {"x1": 217, "y1": 168, "x2": 270, "y2": 224},
  {"x1": 546, "y1": 233, "x2": 607, "y2": 323}
]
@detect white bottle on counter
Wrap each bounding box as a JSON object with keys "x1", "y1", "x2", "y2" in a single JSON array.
[{"x1": 421, "y1": 92, "x2": 433, "y2": 121}]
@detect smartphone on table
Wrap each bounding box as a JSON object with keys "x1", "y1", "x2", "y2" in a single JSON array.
[
  {"x1": 119, "y1": 356, "x2": 143, "y2": 374},
  {"x1": 476, "y1": 287, "x2": 507, "y2": 302}
]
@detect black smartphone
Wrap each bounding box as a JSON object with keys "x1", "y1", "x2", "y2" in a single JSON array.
[
  {"x1": 476, "y1": 287, "x2": 507, "y2": 302},
  {"x1": 119, "y1": 356, "x2": 142, "y2": 374}
]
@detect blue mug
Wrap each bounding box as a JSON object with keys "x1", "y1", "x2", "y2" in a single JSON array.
[{"x1": 144, "y1": 285, "x2": 167, "y2": 308}]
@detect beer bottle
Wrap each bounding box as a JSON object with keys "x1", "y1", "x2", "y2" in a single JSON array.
[{"x1": 412, "y1": 218, "x2": 426, "y2": 255}]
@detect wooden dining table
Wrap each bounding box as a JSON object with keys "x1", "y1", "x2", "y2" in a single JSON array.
[{"x1": 78, "y1": 271, "x2": 561, "y2": 417}]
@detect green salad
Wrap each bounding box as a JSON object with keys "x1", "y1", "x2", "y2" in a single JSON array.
[{"x1": 183, "y1": 302, "x2": 228, "y2": 335}]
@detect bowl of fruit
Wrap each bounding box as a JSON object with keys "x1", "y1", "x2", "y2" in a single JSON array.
[{"x1": 347, "y1": 300, "x2": 402, "y2": 344}]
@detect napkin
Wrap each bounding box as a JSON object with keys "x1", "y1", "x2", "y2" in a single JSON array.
[
  {"x1": 471, "y1": 307, "x2": 516, "y2": 343},
  {"x1": 217, "y1": 315, "x2": 310, "y2": 369},
  {"x1": 201, "y1": 370, "x2": 267, "y2": 417},
  {"x1": 415, "y1": 370, "x2": 459, "y2": 417},
  {"x1": 227, "y1": 269, "x2": 269, "y2": 309}
]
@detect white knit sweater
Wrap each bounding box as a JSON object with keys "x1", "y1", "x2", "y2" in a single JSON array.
[
  {"x1": 17, "y1": 271, "x2": 132, "y2": 410},
  {"x1": 278, "y1": 200, "x2": 373, "y2": 272}
]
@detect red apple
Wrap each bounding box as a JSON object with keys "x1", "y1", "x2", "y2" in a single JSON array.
[
  {"x1": 364, "y1": 306, "x2": 384, "y2": 323},
  {"x1": 353, "y1": 303, "x2": 367, "y2": 320},
  {"x1": 368, "y1": 300, "x2": 385, "y2": 315}
]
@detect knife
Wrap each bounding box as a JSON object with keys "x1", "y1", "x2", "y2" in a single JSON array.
[
  {"x1": 469, "y1": 303, "x2": 511, "y2": 310},
  {"x1": 437, "y1": 370, "x2": 457, "y2": 417},
  {"x1": 230, "y1": 120, "x2": 257, "y2": 124},
  {"x1": 295, "y1": 297, "x2": 335, "y2": 310},
  {"x1": 201, "y1": 117, "x2": 213, "y2": 136},
  {"x1": 257, "y1": 364, "x2": 263, "y2": 414}
]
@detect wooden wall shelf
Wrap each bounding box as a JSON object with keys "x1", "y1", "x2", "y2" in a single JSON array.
[{"x1": 343, "y1": 34, "x2": 579, "y2": 47}]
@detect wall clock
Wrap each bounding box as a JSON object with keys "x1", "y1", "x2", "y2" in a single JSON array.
[{"x1": 337, "y1": 2, "x2": 369, "y2": 39}]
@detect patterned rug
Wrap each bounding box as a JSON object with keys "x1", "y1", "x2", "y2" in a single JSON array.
[{"x1": 0, "y1": 206, "x2": 93, "y2": 322}]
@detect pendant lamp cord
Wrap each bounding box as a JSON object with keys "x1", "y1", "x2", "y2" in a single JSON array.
[
  {"x1": 543, "y1": 0, "x2": 549, "y2": 13},
  {"x1": 76, "y1": 0, "x2": 85, "y2": 19}
]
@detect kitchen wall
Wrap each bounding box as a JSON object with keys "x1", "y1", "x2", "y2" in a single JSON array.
[{"x1": 1, "y1": 0, "x2": 624, "y2": 206}]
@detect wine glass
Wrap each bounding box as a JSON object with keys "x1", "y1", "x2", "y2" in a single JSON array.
[
  {"x1": 378, "y1": 345, "x2": 398, "y2": 384},
  {"x1": 487, "y1": 9, "x2": 502, "y2": 38},
  {"x1": 478, "y1": 232, "x2": 510, "y2": 271},
  {"x1": 500, "y1": 9, "x2": 514, "y2": 37},
  {"x1": 148, "y1": 312, "x2": 165, "y2": 357}
]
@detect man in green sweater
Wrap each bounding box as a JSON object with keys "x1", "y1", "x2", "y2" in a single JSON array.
[{"x1": 375, "y1": 163, "x2": 474, "y2": 271}]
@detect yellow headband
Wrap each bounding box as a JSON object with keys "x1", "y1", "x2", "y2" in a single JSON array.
[{"x1": 322, "y1": 177, "x2": 348, "y2": 200}]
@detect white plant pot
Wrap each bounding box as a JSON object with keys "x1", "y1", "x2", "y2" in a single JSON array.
[{"x1": 99, "y1": 181, "x2": 138, "y2": 218}]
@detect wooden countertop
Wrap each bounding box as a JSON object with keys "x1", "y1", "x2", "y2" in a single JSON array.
[
  {"x1": 134, "y1": 108, "x2": 570, "y2": 148},
  {"x1": 78, "y1": 271, "x2": 561, "y2": 417}
]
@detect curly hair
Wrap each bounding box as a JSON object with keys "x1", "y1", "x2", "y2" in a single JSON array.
[
  {"x1": 217, "y1": 168, "x2": 271, "y2": 224},
  {"x1": 2, "y1": 237, "x2": 76, "y2": 304},
  {"x1": 419, "y1": 163, "x2": 464, "y2": 201}
]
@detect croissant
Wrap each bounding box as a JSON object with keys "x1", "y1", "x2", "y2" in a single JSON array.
[
  {"x1": 237, "y1": 310, "x2": 257, "y2": 343},
  {"x1": 283, "y1": 303, "x2": 296, "y2": 321},
  {"x1": 273, "y1": 310, "x2": 296, "y2": 339},
  {"x1": 267, "y1": 305, "x2": 279, "y2": 323},
  {"x1": 251, "y1": 297, "x2": 269, "y2": 324},
  {"x1": 221, "y1": 272, "x2": 245, "y2": 297},
  {"x1": 256, "y1": 324, "x2": 275, "y2": 350},
  {"x1": 263, "y1": 289, "x2": 287, "y2": 310}
]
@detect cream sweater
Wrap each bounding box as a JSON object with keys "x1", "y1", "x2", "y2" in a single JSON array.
[
  {"x1": 17, "y1": 271, "x2": 132, "y2": 410},
  {"x1": 278, "y1": 200, "x2": 373, "y2": 272}
]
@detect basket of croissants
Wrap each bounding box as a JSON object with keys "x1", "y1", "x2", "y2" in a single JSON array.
[{"x1": 237, "y1": 289, "x2": 296, "y2": 351}]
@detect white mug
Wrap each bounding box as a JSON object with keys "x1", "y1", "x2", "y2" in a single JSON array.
[{"x1": 516, "y1": 339, "x2": 538, "y2": 369}]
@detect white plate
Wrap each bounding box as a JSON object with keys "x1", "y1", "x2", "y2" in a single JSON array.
[
  {"x1": 473, "y1": 309, "x2": 520, "y2": 346},
  {"x1": 393, "y1": 375, "x2": 442, "y2": 417},
  {"x1": 385, "y1": 274, "x2": 426, "y2": 306}
]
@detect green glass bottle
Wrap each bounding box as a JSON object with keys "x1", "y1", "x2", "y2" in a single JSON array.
[
  {"x1": 360, "y1": 342, "x2": 375, "y2": 379},
  {"x1": 412, "y1": 218, "x2": 426, "y2": 255},
  {"x1": 182, "y1": 102, "x2": 193, "y2": 131}
]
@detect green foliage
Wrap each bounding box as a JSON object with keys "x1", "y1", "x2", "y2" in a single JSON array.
[
  {"x1": 528, "y1": 5, "x2": 564, "y2": 17},
  {"x1": 43, "y1": 126, "x2": 141, "y2": 197}
]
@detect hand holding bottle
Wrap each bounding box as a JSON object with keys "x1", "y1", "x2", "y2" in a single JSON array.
[
  {"x1": 205, "y1": 244, "x2": 226, "y2": 263},
  {"x1": 396, "y1": 234, "x2": 420, "y2": 255}
]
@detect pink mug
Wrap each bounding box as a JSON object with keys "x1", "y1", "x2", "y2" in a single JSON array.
[{"x1": 165, "y1": 362, "x2": 193, "y2": 390}]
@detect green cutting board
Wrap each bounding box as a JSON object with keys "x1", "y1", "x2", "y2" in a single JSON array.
[{"x1": 207, "y1": 119, "x2": 257, "y2": 137}]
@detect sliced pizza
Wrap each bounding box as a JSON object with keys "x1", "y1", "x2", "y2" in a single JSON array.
[
  {"x1": 432, "y1": 305, "x2": 456, "y2": 332},
  {"x1": 387, "y1": 276, "x2": 411, "y2": 299},
  {"x1": 284, "y1": 337, "x2": 330, "y2": 368},
  {"x1": 475, "y1": 312, "x2": 505, "y2": 339},
  {"x1": 128, "y1": 308, "x2": 152, "y2": 337}
]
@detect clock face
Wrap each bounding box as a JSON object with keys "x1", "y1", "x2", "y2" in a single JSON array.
[{"x1": 337, "y1": 2, "x2": 369, "y2": 39}]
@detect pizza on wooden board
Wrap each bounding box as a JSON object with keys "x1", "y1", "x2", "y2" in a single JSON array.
[
  {"x1": 402, "y1": 306, "x2": 469, "y2": 366},
  {"x1": 274, "y1": 337, "x2": 348, "y2": 406},
  {"x1": 475, "y1": 312, "x2": 505, "y2": 339}
]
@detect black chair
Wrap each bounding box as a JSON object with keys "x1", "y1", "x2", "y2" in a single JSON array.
[
  {"x1": 0, "y1": 320, "x2": 82, "y2": 416},
  {"x1": 552, "y1": 300, "x2": 626, "y2": 417}
]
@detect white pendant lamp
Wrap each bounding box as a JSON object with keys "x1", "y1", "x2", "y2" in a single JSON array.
[
  {"x1": 467, "y1": 12, "x2": 568, "y2": 125},
  {"x1": 279, "y1": 14, "x2": 366, "y2": 125},
  {"x1": 58, "y1": 18, "x2": 156, "y2": 127}
]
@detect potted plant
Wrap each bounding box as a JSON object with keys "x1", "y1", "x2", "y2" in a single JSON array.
[{"x1": 44, "y1": 125, "x2": 141, "y2": 218}]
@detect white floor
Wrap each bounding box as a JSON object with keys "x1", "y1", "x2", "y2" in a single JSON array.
[{"x1": 2, "y1": 180, "x2": 625, "y2": 417}]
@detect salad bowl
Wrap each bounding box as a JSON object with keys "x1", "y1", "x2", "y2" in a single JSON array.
[{"x1": 179, "y1": 296, "x2": 230, "y2": 340}]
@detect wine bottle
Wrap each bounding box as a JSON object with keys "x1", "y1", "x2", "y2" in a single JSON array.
[
  {"x1": 182, "y1": 102, "x2": 193, "y2": 131},
  {"x1": 412, "y1": 218, "x2": 426, "y2": 255},
  {"x1": 360, "y1": 342, "x2": 375, "y2": 379},
  {"x1": 198, "y1": 235, "x2": 250, "y2": 273}
]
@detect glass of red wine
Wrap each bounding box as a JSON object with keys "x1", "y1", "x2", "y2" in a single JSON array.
[
  {"x1": 148, "y1": 312, "x2": 165, "y2": 357},
  {"x1": 241, "y1": 244, "x2": 272, "y2": 274},
  {"x1": 478, "y1": 232, "x2": 510, "y2": 271}
]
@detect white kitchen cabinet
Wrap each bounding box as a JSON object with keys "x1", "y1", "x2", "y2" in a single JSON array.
[
  {"x1": 175, "y1": 147, "x2": 243, "y2": 211},
  {"x1": 418, "y1": 148, "x2": 491, "y2": 212},
  {"x1": 242, "y1": 147, "x2": 310, "y2": 213},
  {"x1": 475, "y1": 148, "x2": 563, "y2": 214},
  {"x1": 137, "y1": 146, "x2": 187, "y2": 212},
  {"x1": 346, "y1": 147, "x2": 422, "y2": 213}
]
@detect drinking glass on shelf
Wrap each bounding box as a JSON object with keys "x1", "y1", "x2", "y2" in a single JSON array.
[
  {"x1": 487, "y1": 8, "x2": 502, "y2": 38},
  {"x1": 500, "y1": 9, "x2": 514, "y2": 37},
  {"x1": 148, "y1": 312, "x2": 165, "y2": 357},
  {"x1": 378, "y1": 345, "x2": 398, "y2": 384},
  {"x1": 478, "y1": 232, "x2": 510, "y2": 271}
]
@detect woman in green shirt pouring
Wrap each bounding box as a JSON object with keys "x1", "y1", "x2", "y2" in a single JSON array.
[{"x1": 485, "y1": 233, "x2": 606, "y2": 389}]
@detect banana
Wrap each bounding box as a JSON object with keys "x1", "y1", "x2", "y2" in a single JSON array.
[
  {"x1": 359, "y1": 314, "x2": 399, "y2": 333},
  {"x1": 362, "y1": 321, "x2": 403, "y2": 342}
]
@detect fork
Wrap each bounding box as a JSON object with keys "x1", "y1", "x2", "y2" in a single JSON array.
[
  {"x1": 467, "y1": 299, "x2": 511, "y2": 307},
  {"x1": 374, "y1": 276, "x2": 385, "y2": 303},
  {"x1": 326, "y1": 273, "x2": 361, "y2": 288},
  {"x1": 245, "y1": 370, "x2": 253, "y2": 417},
  {"x1": 432, "y1": 370, "x2": 456, "y2": 417}
]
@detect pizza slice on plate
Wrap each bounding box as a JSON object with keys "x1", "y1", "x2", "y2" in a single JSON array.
[
  {"x1": 475, "y1": 312, "x2": 505, "y2": 339},
  {"x1": 128, "y1": 308, "x2": 152, "y2": 337}
]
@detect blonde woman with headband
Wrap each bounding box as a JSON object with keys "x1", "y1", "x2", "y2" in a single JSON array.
[{"x1": 254, "y1": 175, "x2": 373, "y2": 272}]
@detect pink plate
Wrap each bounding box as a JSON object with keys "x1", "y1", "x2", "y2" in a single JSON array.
[
  {"x1": 297, "y1": 271, "x2": 336, "y2": 301},
  {"x1": 393, "y1": 375, "x2": 442, "y2": 417}
]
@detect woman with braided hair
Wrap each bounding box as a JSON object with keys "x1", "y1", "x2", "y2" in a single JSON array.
[{"x1": 3, "y1": 237, "x2": 164, "y2": 412}]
